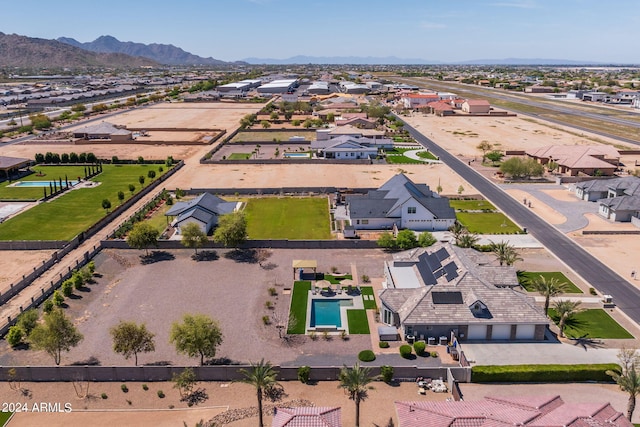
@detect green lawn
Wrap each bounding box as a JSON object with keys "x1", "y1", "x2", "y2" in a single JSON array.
[
  {"x1": 230, "y1": 130, "x2": 316, "y2": 143},
  {"x1": 287, "y1": 281, "x2": 311, "y2": 334},
  {"x1": 228, "y1": 152, "x2": 252, "y2": 160},
  {"x1": 244, "y1": 197, "x2": 332, "y2": 240},
  {"x1": 0, "y1": 165, "x2": 88, "y2": 200},
  {"x1": 456, "y1": 212, "x2": 522, "y2": 234},
  {"x1": 449, "y1": 199, "x2": 497, "y2": 211},
  {"x1": 347, "y1": 309, "x2": 370, "y2": 334},
  {"x1": 518, "y1": 271, "x2": 582, "y2": 293},
  {"x1": 143, "y1": 203, "x2": 172, "y2": 235},
  {"x1": 549, "y1": 308, "x2": 634, "y2": 339},
  {"x1": 416, "y1": 150, "x2": 438, "y2": 160},
  {"x1": 0, "y1": 164, "x2": 169, "y2": 241},
  {"x1": 324, "y1": 274, "x2": 352, "y2": 284},
  {"x1": 0, "y1": 412, "x2": 11, "y2": 426},
  {"x1": 360, "y1": 286, "x2": 377, "y2": 310}
]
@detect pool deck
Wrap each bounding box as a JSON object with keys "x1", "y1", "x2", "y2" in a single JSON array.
[{"x1": 306, "y1": 287, "x2": 365, "y2": 334}]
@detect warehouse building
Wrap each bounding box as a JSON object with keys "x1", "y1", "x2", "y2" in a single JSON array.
[{"x1": 257, "y1": 79, "x2": 298, "y2": 94}]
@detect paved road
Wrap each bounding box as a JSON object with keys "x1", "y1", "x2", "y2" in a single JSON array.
[{"x1": 398, "y1": 117, "x2": 640, "y2": 323}]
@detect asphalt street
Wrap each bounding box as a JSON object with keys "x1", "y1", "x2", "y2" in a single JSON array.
[{"x1": 399, "y1": 117, "x2": 640, "y2": 323}]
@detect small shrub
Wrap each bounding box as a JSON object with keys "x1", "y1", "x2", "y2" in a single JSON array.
[
  {"x1": 7, "y1": 326, "x2": 24, "y2": 348},
  {"x1": 331, "y1": 266, "x2": 339, "y2": 274},
  {"x1": 380, "y1": 365, "x2": 394, "y2": 383},
  {"x1": 400, "y1": 344, "x2": 413, "y2": 359},
  {"x1": 309, "y1": 332, "x2": 318, "y2": 341},
  {"x1": 341, "y1": 330, "x2": 348, "y2": 340},
  {"x1": 101, "y1": 393, "x2": 108, "y2": 399},
  {"x1": 52, "y1": 290, "x2": 64, "y2": 307},
  {"x1": 43, "y1": 299, "x2": 54, "y2": 314},
  {"x1": 157, "y1": 390, "x2": 165, "y2": 398},
  {"x1": 414, "y1": 341, "x2": 426, "y2": 356},
  {"x1": 61, "y1": 280, "x2": 73, "y2": 297},
  {"x1": 361, "y1": 274, "x2": 370, "y2": 283},
  {"x1": 379, "y1": 341, "x2": 390, "y2": 348},
  {"x1": 265, "y1": 300, "x2": 273, "y2": 309},
  {"x1": 121, "y1": 384, "x2": 129, "y2": 393},
  {"x1": 358, "y1": 350, "x2": 376, "y2": 362},
  {"x1": 262, "y1": 315, "x2": 271, "y2": 325},
  {"x1": 323, "y1": 331, "x2": 331, "y2": 340},
  {"x1": 298, "y1": 366, "x2": 311, "y2": 384},
  {"x1": 142, "y1": 384, "x2": 149, "y2": 391},
  {"x1": 431, "y1": 351, "x2": 439, "y2": 358},
  {"x1": 268, "y1": 287, "x2": 277, "y2": 296},
  {"x1": 126, "y1": 399, "x2": 132, "y2": 405},
  {"x1": 590, "y1": 287, "x2": 597, "y2": 295}
]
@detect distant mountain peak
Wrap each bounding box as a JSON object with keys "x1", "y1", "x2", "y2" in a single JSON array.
[{"x1": 58, "y1": 35, "x2": 237, "y2": 66}]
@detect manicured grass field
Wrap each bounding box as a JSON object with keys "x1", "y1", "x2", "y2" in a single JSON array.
[
  {"x1": 456, "y1": 212, "x2": 522, "y2": 234},
  {"x1": 360, "y1": 286, "x2": 377, "y2": 310},
  {"x1": 288, "y1": 281, "x2": 311, "y2": 334},
  {"x1": 228, "y1": 152, "x2": 252, "y2": 160},
  {"x1": 143, "y1": 203, "x2": 172, "y2": 235},
  {"x1": 347, "y1": 309, "x2": 370, "y2": 334},
  {"x1": 549, "y1": 308, "x2": 633, "y2": 339},
  {"x1": 385, "y1": 147, "x2": 432, "y2": 164},
  {"x1": 244, "y1": 197, "x2": 332, "y2": 240},
  {"x1": 518, "y1": 271, "x2": 582, "y2": 293},
  {"x1": 230, "y1": 130, "x2": 316, "y2": 143},
  {"x1": 0, "y1": 164, "x2": 169, "y2": 241},
  {"x1": 323, "y1": 274, "x2": 352, "y2": 284},
  {"x1": 449, "y1": 199, "x2": 497, "y2": 211},
  {"x1": 0, "y1": 165, "x2": 88, "y2": 200},
  {"x1": 416, "y1": 150, "x2": 438, "y2": 160}
]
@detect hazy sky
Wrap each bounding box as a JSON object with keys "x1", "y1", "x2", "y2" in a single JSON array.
[{"x1": 2, "y1": 0, "x2": 639, "y2": 63}]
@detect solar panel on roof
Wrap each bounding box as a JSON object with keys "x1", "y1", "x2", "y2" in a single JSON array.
[
  {"x1": 435, "y1": 247, "x2": 450, "y2": 262},
  {"x1": 432, "y1": 291, "x2": 463, "y2": 304},
  {"x1": 416, "y1": 261, "x2": 437, "y2": 285},
  {"x1": 443, "y1": 261, "x2": 459, "y2": 282},
  {"x1": 424, "y1": 253, "x2": 442, "y2": 271}
]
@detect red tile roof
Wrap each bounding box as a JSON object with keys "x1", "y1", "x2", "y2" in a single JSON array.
[
  {"x1": 464, "y1": 99, "x2": 490, "y2": 106},
  {"x1": 272, "y1": 407, "x2": 341, "y2": 427}
]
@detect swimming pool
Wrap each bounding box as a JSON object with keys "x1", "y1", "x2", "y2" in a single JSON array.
[
  {"x1": 13, "y1": 180, "x2": 79, "y2": 188},
  {"x1": 310, "y1": 299, "x2": 353, "y2": 328},
  {"x1": 284, "y1": 152, "x2": 310, "y2": 158}
]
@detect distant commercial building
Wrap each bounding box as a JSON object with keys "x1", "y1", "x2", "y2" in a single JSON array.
[
  {"x1": 257, "y1": 79, "x2": 298, "y2": 94},
  {"x1": 339, "y1": 81, "x2": 371, "y2": 94},
  {"x1": 217, "y1": 79, "x2": 262, "y2": 93},
  {"x1": 307, "y1": 81, "x2": 330, "y2": 94}
]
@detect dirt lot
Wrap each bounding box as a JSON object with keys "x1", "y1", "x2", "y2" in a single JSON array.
[
  {"x1": 0, "y1": 250, "x2": 54, "y2": 288},
  {"x1": 3, "y1": 379, "x2": 452, "y2": 427}
]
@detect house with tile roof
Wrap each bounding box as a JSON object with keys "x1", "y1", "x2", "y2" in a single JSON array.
[
  {"x1": 72, "y1": 121, "x2": 133, "y2": 142},
  {"x1": 395, "y1": 395, "x2": 632, "y2": 427},
  {"x1": 379, "y1": 242, "x2": 548, "y2": 341},
  {"x1": 526, "y1": 145, "x2": 619, "y2": 176},
  {"x1": 401, "y1": 93, "x2": 440, "y2": 110},
  {"x1": 312, "y1": 136, "x2": 378, "y2": 160},
  {"x1": 575, "y1": 176, "x2": 640, "y2": 222},
  {"x1": 461, "y1": 99, "x2": 491, "y2": 114},
  {"x1": 345, "y1": 174, "x2": 456, "y2": 231},
  {"x1": 272, "y1": 407, "x2": 341, "y2": 427},
  {"x1": 165, "y1": 192, "x2": 239, "y2": 235}
]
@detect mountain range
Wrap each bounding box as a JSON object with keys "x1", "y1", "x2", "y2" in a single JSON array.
[
  {"x1": 241, "y1": 55, "x2": 606, "y2": 66},
  {"x1": 58, "y1": 35, "x2": 236, "y2": 66},
  {"x1": 0, "y1": 32, "x2": 157, "y2": 68}
]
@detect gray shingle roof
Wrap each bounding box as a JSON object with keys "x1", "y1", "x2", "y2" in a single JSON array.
[
  {"x1": 380, "y1": 243, "x2": 546, "y2": 326},
  {"x1": 598, "y1": 195, "x2": 640, "y2": 211}
]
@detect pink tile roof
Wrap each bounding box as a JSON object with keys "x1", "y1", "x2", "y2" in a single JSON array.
[
  {"x1": 430, "y1": 101, "x2": 454, "y2": 111},
  {"x1": 525, "y1": 145, "x2": 619, "y2": 170},
  {"x1": 404, "y1": 93, "x2": 439, "y2": 99},
  {"x1": 395, "y1": 396, "x2": 632, "y2": 427},
  {"x1": 272, "y1": 407, "x2": 341, "y2": 427},
  {"x1": 464, "y1": 99, "x2": 490, "y2": 106}
]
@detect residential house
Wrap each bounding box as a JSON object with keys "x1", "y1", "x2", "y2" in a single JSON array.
[
  {"x1": 379, "y1": 242, "x2": 548, "y2": 341},
  {"x1": 576, "y1": 176, "x2": 640, "y2": 201},
  {"x1": 312, "y1": 137, "x2": 378, "y2": 160},
  {"x1": 165, "y1": 192, "x2": 239, "y2": 235},
  {"x1": 272, "y1": 407, "x2": 341, "y2": 427},
  {"x1": 72, "y1": 121, "x2": 133, "y2": 142},
  {"x1": 428, "y1": 101, "x2": 455, "y2": 116},
  {"x1": 526, "y1": 145, "x2": 619, "y2": 176},
  {"x1": 0, "y1": 156, "x2": 33, "y2": 180},
  {"x1": 335, "y1": 116, "x2": 377, "y2": 128},
  {"x1": 401, "y1": 93, "x2": 439, "y2": 110},
  {"x1": 318, "y1": 125, "x2": 389, "y2": 142},
  {"x1": 345, "y1": 173, "x2": 456, "y2": 231},
  {"x1": 395, "y1": 395, "x2": 632, "y2": 427},
  {"x1": 461, "y1": 99, "x2": 491, "y2": 114}
]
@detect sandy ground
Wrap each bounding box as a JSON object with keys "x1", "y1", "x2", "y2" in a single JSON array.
[
  {"x1": 0, "y1": 250, "x2": 54, "y2": 288},
  {"x1": 2, "y1": 380, "x2": 452, "y2": 427}
]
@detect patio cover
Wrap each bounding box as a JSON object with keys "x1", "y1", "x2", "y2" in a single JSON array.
[{"x1": 292, "y1": 259, "x2": 317, "y2": 278}]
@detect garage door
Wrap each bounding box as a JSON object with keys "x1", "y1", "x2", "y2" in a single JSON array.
[
  {"x1": 516, "y1": 324, "x2": 535, "y2": 340},
  {"x1": 467, "y1": 325, "x2": 487, "y2": 340},
  {"x1": 492, "y1": 325, "x2": 511, "y2": 340}
]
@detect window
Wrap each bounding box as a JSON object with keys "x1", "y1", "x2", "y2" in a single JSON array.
[
  {"x1": 407, "y1": 206, "x2": 417, "y2": 214},
  {"x1": 361, "y1": 220, "x2": 369, "y2": 225}
]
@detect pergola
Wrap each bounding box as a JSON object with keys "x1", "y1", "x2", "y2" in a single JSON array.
[
  {"x1": 0, "y1": 156, "x2": 33, "y2": 180},
  {"x1": 292, "y1": 259, "x2": 317, "y2": 279}
]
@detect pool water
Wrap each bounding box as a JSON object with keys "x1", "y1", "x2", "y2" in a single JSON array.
[
  {"x1": 310, "y1": 299, "x2": 353, "y2": 327},
  {"x1": 284, "y1": 152, "x2": 310, "y2": 158},
  {"x1": 14, "y1": 180, "x2": 79, "y2": 187}
]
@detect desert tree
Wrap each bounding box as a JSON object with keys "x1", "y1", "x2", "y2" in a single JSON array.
[
  {"x1": 170, "y1": 314, "x2": 223, "y2": 366},
  {"x1": 181, "y1": 223, "x2": 208, "y2": 255},
  {"x1": 126, "y1": 222, "x2": 160, "y2": 256},
  {"x1": 110, "y1": 321, "x2": 156, "y2": 366},
  {"x1": 477, "y1": 141, "x2": 493, "y2": 162},
  {"x1": 608, "y1": 348, "x2": 640, "y2": 421},
  {"x1": 29, "y1": 308, "x2": 83, "y2": 365},
  {"x1": 212, "y1": 212, "x2": 247, "y2": 248}
]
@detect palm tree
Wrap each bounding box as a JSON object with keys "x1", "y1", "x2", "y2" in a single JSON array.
[
  {"x1": 338, "y1": 363, "x2": 379, "y2": 427},
  {"x1": 490, "y1": 241, "x2": 520, "y2": 266},
  {"x1": 608, "y1": 349, "x2": 640, "y2": 421},
  {"x1": 448, "y1": 221, "x2": 466, "y2": 243},
  {"x1": 457, "y1": 232, "x2": 479, "y2": 248},
  {"x1": 503, "y1": 249, "x2": 523, "y2": 266},
  {"x1": 553, "y1": 299, "x2": 582, "y2": 338},
  {"x1": 531, "y1": 276, "x2": 569, "y2": 317},
  {"x1": 237, "y1": 359, "x2": 280, "y2": 427}
]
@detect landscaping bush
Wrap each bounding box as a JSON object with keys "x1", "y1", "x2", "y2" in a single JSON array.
[
  {"x1": 43, "y1": 299, "x2": 54, "y2": 314},
  {"x1": 380, "y1": 365, "x2": 394, "y2": 384},
  {"x1": 379, "y1": 341, "x2": 390, "y2": 348},
  {"x1": 413, "y1": 341, "x2": 426, "y2": 356},
  {"x1": 590, "y1": 287, "x2": 597, "y2": 295},
  {"x1": 142, "y1": 384, "x2": 149, "y2": 391},
  {"x1": 52, "y1": 290, "x2": 64, "y2": 307},
  {"x1": 157, "y1": 390, "x2": 165, "y2": 398},
  {"x1": 399, "y1": 345, "x2": 413, "y2": 359},
  {"x1": 268, "y1": 287, "x2": 277, "y2": 296},
  {"x1": 431, "y1": 351, "x2": 439, "y2": 358},
  {"x1": 7, "y1": 326, "x2": 23, "y2": 348},
  {"x1": 262, "y1": 315, "x2": 271, "y2": 325},
  {"x1": 101, "y1": 393, "x2": 108, "y2": 399},
  {"x1": 471, "y1": 364, "x2": 621, "y2": 383},
  {"x1": 61, "y1": 280, "x2": 73, "y2": 297},
  {"x1": 358, "y1": 350, "x2": 376, "y2": 362},
  {"x1": 297, "y1": 366, "x2": 311, "y2": 384},
  {"x1": 121, "y1": 384, "x2": 129, "y2": 393}
]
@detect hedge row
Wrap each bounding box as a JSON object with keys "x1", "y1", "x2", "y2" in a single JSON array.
[{"x1": 471, "y1": 364, "x2": 620, "y2": 383}]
